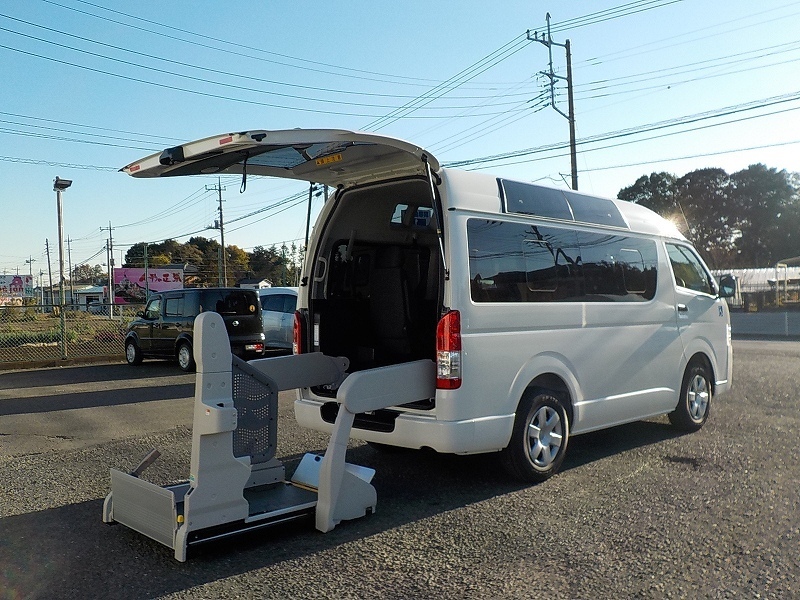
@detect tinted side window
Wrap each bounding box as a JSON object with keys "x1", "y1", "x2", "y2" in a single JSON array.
[
  {"x1": 500, "y1": 179, "x2": 628, "y2": 228},
  {"x1": 579, "y1": 233, "x2": 657, "y2": 301},
  {"x1": 467, "y1": 220, "x2": 580, "y2": 302},
  {"x1": 468, "y1": 219, "x2": 657, "y2": 303},
  {"x1": 164, "y1": 296, "x2": 184, "y2": 317},
  {"x1": 666, "y1": 244, "x2": 714, "y2": 295},
  {"x1": 501, "y1": 180, "x2": 573, "y2": 221}
]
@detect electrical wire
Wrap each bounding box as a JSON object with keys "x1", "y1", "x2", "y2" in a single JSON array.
[{"x1": 445, "y1": 92, "x2": 800, "y2": 168}]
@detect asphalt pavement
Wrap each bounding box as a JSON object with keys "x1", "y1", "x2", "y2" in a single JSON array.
[{"x1": 1, "y1": 342, "x2": 799, "y2": 599}]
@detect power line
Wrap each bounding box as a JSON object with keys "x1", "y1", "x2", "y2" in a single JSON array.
[
  {"x1": 445, "y1": 92, "x2": 800, "y2": 168},
  {"x1": 0, "y1": 12, "x2": 540, "y2": 103},
  {"x1": 41, "y1": 0, "x2": 450, "y2": 86},
  {"x1": 580, "y1": 139, "x2": 800, "y2": 174}
]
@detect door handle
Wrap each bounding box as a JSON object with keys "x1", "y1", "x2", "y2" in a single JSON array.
[{"x1": 677, "y1": 304, "x2": 688, "y2": 313}]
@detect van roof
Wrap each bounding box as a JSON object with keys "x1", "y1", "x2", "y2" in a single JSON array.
[{"x1": 441, "y1": 169, "x2": 686, "y2": 240}]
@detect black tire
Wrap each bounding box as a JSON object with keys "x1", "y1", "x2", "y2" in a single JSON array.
[
  {"x1": 176, "y1": 341, "x2": 195, "y2": 372},
  {"x1": 502, "y1": 390, "x2": 570, "y2": 483},
  {"x1": 669, "y1": 361, "x2": 711, "y2": 431},
  {"x1": 125, "y1": 338, "x2": 143, "y2": 366}
]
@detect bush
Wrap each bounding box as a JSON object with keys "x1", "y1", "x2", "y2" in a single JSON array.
[{"x1": 0, "y1": 328, "x2": 60, "y2": 347}]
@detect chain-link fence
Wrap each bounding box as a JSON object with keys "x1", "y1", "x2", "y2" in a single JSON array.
[{"x1": 0, "y1": 303, "x2": 145, "y2": 366}]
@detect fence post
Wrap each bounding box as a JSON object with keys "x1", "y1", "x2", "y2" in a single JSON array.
[{"x1": 60, "y1": 307, "x2": 67, "y2": 360}]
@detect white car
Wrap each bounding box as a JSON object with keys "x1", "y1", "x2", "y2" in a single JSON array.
[{"x1": 258, "y1": 287, "x2": 297, "y2": 351}]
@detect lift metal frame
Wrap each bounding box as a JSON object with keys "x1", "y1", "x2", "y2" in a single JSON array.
[{"x1": 102, "y1": 311, "x2": 435, "y2": 561}]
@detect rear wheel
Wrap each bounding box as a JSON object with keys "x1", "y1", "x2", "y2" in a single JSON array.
[
  {"x1": 502, "y1": 390, "x2": 570, "y2": 483},
  {"x1": 176, "y1": 341, "x2": 195, "y2": 372},
  {"x1": 125, "y1": 339, "x2": 143, "y2": 366},
  {"x1": 669, "y1": 361, "x2": 711, "y2": 431}
]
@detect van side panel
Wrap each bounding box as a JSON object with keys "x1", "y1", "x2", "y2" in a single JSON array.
[{"x1": 445, "y1": 211, "x2": 686, "y2": 436}]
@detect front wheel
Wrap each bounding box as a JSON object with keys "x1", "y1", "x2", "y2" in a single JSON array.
[
  {"x1": 669, "y1": 361, "x2": 711, "y2": 431},
  {"x1": 176, "y1": 341, "x2": 195, "y2": 372},
  {"x1": 502, "y1": 390, "x2": 570, "y2": 483},
  {"x1": 125, "y1": 339, "x2": 143, "y2": 366}
]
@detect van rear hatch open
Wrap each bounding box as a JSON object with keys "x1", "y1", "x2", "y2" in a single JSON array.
[{"x1": 122, "y1": 129, "x2": 439, "y2": 189}]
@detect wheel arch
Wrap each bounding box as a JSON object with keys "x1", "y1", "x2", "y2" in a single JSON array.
[
  {"x1": 173, "y1": 332, "x2": 193, "y2": 355},
  {"x1": 524, "y1": 374, "x2": 574, "y2": 427},
  {"x1": 509, "y1": 352, "x2": 582, "y2": 430},
  {"x1": 680, "y1": 330, "x2": 724, "y2": 384},
  {"x1": 686, "y1": 351, "x2": 715, "y2": 393}
]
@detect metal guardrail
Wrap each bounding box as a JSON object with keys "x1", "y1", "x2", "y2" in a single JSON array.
[{"x1": 0, "y1": 303, "x2": 145, "y2": 366}]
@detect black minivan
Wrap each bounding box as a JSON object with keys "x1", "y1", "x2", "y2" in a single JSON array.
[{"x1": 124, "y1": 288, "x2": 265, "y2": 371}]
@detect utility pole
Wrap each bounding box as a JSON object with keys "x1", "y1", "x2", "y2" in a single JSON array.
[
  {"x1": 39, "y1": 269, "x2": 45, "y2": 308},
  {"x1": 45, "y1": 239, "x2": 53, "y2": 308},
  {"x1": 206, "y1": 178, "x2": 227, "y2": 286},
  {"x1": 143, "y1": 242, "x2": 149, "y2": 299},
  {"x1": 25, "y1": 256, "x2": 36, "y2": 298},
  {"x1": 100, "y1": 222, "x2": 115, "y2": 317},
  {"x1": 54, "y1": 176, "x2": 72, "y2": 359},
  {"x1": 529, "y1": 13, "x2": 578, "y2": 190},
  {"x1": 105, "y1": 241, "x2": 113, "y2": 317}
]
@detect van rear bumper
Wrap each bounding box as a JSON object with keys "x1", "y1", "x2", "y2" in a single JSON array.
[{"x1": 294, "y1": 398, "x2": 515, "y2": 455}]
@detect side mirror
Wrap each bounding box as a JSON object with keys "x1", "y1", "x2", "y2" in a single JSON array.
[{"x1": 717, "y1": 274, "x2": 736, "y2": 298}]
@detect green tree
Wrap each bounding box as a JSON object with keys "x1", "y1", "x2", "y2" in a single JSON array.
[
  {"x1": 187, "y1": 236, "x2": 223, "y2": 285},
  {"x1": 674, "y1": 168, "x2": 734, "y2": 268},
  {"x1": 730, "y1": 164, "x2": 799, "y2": 267},
  {"x1": 619, "y1": 165, "x2": 800, "y2": 269},
  {"x1": 617, "y1": 172, "x2": 678, "y2": 216},
  {"x1": 225, "y1": 245, "x2": 250, "y2": 285}
]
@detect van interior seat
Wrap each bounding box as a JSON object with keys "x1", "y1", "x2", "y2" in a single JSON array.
[{"x1": 369, "y1": 245, "x2": 412, "y2": 363}]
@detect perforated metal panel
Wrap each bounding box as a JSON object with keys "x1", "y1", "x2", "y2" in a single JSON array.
[{"x1": 231, "y1": 357, "x2": 278, "y2": 465}]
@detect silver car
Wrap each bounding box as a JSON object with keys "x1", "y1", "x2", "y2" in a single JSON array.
[{"x1": 258, "y1": 287, "x2": 297, "y2": 351}]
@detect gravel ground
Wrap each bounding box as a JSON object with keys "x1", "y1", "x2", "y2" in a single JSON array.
[{"x1": 1, "y1": 341, "x2": 798, "y2": 599}]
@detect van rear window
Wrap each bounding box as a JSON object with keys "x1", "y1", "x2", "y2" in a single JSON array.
[{"x1": 200, "y1": 290, "x2": 258, "y2": 315}]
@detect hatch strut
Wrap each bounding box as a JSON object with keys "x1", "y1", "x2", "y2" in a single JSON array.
[{"x1": 423, "y1": 155, "x2": 449, "y2": 280}]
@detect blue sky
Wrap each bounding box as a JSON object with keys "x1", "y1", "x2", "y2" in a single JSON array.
[{"x1": 1, "y1": 0, "x2": 799, "y2": 281}]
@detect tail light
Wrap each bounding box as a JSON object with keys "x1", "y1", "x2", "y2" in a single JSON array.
[
  {"x1": 293, "y1": 311, "x2": 305, "y2": 354},
  {"x1": 436, "y1": 310, "x2": 462, "y2": 389}
]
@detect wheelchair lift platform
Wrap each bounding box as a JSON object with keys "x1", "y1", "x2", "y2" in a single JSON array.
[{"x1": 102, "y1": 312, "x2": 435, "y2": 561}]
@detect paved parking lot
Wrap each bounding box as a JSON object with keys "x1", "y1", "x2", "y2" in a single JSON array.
[{"x1": 1, "y1": 341, "x2": 799, "y2": 599}]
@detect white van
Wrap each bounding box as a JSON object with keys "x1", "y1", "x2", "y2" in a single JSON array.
[{"x1": 124, "y1": 129, "x2": 735, "y2": 482}]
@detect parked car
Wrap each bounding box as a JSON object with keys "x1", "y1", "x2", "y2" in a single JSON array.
[
  {"x1": 124, "y1": 287, "x2": 265, "y2": 371},
  {"x1": 258, "y1": 287, "x2": 297, "y2": 351}
]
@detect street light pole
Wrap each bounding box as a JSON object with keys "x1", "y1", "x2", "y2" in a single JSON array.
[{"x1": 54, "y1": 176, "x2": 72, "y2": 360}]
